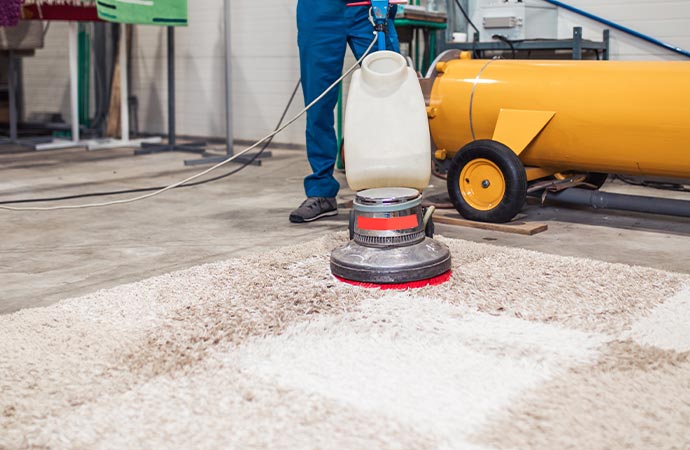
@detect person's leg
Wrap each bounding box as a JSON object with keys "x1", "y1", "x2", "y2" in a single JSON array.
[
  {"x1": 346, "y1": 4, "x2": 400, "y2": 59},
  {"x1": 297, "y1": 0, "x2": 347, "y2": 200}
]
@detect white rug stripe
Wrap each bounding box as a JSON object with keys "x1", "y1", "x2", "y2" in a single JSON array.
[
  {"x1": 626, "y1": 283, "x2": 690, "y2": 352},
  {"x1": 231, "y1": 295, "x2": 606, "y2": 449}
]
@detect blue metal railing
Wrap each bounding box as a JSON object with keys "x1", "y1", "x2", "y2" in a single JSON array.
[{"x1": 542, "y1": 0, "x2": 690, "y2": 58}]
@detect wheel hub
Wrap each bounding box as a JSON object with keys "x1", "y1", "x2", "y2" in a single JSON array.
[{"x1": 459, "y1": 158, "x2": 506, "y2": 211}]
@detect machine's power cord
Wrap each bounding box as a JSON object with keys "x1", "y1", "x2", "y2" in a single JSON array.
[
  {"x1": 0, "y1": 81, "x2": 302, "y2": 206},
  {"x1": 0, "y1": 33, "x2": 378, "y2": 211},
  {"x1": 492, "y1": 34, "x2": 517, "y2": 59}
]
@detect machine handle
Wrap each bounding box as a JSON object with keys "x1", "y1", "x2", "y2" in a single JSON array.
[{"x1": 348, "y1": 0, "x2": 405, "y2": 51}]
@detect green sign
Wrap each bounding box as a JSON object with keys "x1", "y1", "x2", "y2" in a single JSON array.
[{"x1": 96, "y1": 0, "x2": 188, "y2": 26}]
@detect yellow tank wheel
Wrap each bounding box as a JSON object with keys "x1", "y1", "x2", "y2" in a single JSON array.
[
  {"x1": 553, "y1": 171, "x2": 609, "y2": 190},
  {"x1": 459, "y1": 158, "x2": 506, "y2": 211},
  {"x1": 447, "y1": 140, "x2": 527, "y2": 223}
]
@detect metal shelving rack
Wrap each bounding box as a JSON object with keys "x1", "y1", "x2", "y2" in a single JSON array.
[{"x1": 440, "y1": 26, "x2": 610, "y2": 61}]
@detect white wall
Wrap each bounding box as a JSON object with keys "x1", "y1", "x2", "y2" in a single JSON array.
[
  {"x1": 469, "y1": 0, "x2": 690, "y2": 60},
  {"x1": 129, "y1": 0, "x2": 305, "y2": 143},
  {"x1": 129, "y1": 0, "x2": 306, "y2": 143},
  {"x1": 555, "y1": 0, "x2": 690, "y2": 61},
  {"x1": 22, "y1": 22, "x2": 72, "y2": 123},
  {"x1": 20, "y1": 0, "x2": 690, "y2": 144},
  {"x1": 21, "y1": 0, "x2": 307, "y2": 145}
]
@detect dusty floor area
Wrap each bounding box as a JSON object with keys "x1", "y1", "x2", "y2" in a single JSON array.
[{"x1": 2, "y1": 143, "x2": 689, "y2": 314}]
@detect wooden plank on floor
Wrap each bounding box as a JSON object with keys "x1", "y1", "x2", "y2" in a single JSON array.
[{"x1": 434, "y1": 211, "x2": 548, "y2": 236}]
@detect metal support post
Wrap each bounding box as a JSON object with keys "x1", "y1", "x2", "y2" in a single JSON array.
[
  {"x1": 8, "y1": 50, "x2": 17, "y2": 142},
  {"x1": 0, "y1": 51, "x2": 52, "y2": 147},
  {"x1": 69, "y1": 21, "x2": 80, "y2": 142},
  {"x1": 184, "y1": 0, "x2": 270, "y2": 166},
  {"x1": 31, "y1": 22, "x2": 85, "y2": 150},
  {"x1": 166, "y1": 26, "x2": 176, "y2": 145},
  {"x1": 119, "y1": 27, "x2": 129, "y2": 142},
  {"x1": 603, "y1": 29, "x2": 610, "y2": 60},
  {"x1": 135, "y1": 26, "x2": 206, "y2": 156},
  {"x1": 573, "y1": 27, "x2": 583, "y2": 60},
  {"x1": 225, "y1": 0, "x2": 233, "y2": 157}
]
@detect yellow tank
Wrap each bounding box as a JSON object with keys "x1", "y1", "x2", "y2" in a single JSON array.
[{"x1": 425, "y1": 52, "x2": 690, "y2": 222}]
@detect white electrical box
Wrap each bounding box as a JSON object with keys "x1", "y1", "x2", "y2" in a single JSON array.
[{"x1": 471, "y1": 1, "x2": 557, "y2": 42}]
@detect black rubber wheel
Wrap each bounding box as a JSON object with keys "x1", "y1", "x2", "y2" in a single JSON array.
[{"x1": 447, "y1": 140, "x2": 527, "y2": 223}]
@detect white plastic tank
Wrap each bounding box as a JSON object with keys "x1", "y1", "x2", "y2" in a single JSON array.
[{"x1": 344, "y1": 50, "x2": 431, "y2": 192}]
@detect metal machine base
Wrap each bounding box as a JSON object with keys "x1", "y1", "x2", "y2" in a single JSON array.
[
  {"x1": 331, "y1": 237, "x2": 451, "y2": 284},
  {"x1": 330, "y1": 187, "x2": 451, "y2": 285}
]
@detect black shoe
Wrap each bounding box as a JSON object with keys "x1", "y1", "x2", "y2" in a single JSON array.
[{"x1": 289, "y1": 197, "x2": 338, "y2": 223}]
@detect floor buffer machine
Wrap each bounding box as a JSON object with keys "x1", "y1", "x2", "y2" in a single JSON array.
[{"x1": 330, "y1": 0, "x2": 452, "y2": 288}]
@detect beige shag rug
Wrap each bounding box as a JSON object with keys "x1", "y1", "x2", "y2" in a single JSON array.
[{"x1": 2, "y1": 233, "x2": 690, "y2": 449}]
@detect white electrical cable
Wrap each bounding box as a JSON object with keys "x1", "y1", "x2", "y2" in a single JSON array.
[{"x1": 1, "y1": 33, "x2": 379, "y2": 212}]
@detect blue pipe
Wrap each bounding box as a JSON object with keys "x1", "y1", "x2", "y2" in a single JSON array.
[{"x1": 542, "y1": 0, "x2": 690, "y2": 58}]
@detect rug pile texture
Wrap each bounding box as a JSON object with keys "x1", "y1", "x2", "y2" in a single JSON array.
[{"x1": 2, "y1": 233, "x2": 689, "y2": 449}]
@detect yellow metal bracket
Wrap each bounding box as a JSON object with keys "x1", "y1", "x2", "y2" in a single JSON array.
[
  {"x1": 492, "y1": 109, "x2": 555, "y2": 156},
  {"x1": 525, "y1": 166, "x2": 558, "y2": 181}
]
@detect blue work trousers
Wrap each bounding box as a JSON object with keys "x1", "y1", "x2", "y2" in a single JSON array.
[{"x1": 297, "y1": 0, "x2": 400, "y2": 198}]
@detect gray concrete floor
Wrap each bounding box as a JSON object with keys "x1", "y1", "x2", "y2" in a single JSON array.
[{"x1": 2, "y1": 143, "x2": 690, "y2": 315}]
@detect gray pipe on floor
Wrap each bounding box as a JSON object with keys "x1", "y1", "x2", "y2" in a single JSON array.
[{"x1": 530, "y1": 188, "x2": 690, "y2": 218}]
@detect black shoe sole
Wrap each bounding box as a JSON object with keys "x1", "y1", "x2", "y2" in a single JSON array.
[{"x1": 289, "y1": 209, "x2": 338, "y2": 223}]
